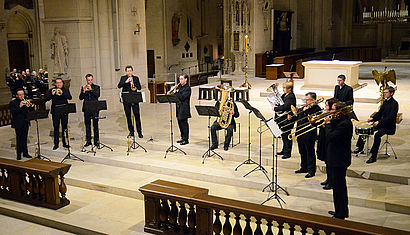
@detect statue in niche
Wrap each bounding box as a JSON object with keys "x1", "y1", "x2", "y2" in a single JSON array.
[
  {"x1": 50, "y1": 28, "x2": 68, "y2": 75},
  {"x1": 172, "y1": 13, "x2": 181, "y2": 46}
]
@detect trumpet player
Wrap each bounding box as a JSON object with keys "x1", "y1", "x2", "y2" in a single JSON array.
[
  {"x1": 79, "y1": 74, "x2": 101, "y2": 147},
  {"x1": 324, "y1": 101, "x2": 353, "y2": 220},
  {"x1": 9, "y1": 89, "x2": 34, "y2": 160},
  {"x1": 274, "y1": 81, "x2": 296, "y2": 159},
  {"x1": 46, "y1": 78, "x2": 72, "y2": 150},
  {"x1": 175, "y1": 75, "x2": 191, "y2": 145},
  {"x1": 118, "y1": 65, "x2": 143, "y2": 138},
  {"x1": 291, "y1": 92, "x2": 322, "y2": 178}
]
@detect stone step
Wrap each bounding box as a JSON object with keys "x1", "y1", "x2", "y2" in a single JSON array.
[
  {"x1": 1, "y1": 144, "x2": 408, "y2": 216},
  {"x1": 1, "y1": 155, "x2": 409, "y2": 232}
]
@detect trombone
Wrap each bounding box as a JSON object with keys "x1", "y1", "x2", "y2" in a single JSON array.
[
  {"x1": 287, "y1": 105, "x2": 353, "y2": 140},
  {"x1": 167, "y1": 82, "x2": 181, "y2": 95},
  {"x1": 275, "y1": 97, "x2": 324, "y2": 125},
  {"x1": 279, "y1": 108, "x2": 324, "y2": 130}
]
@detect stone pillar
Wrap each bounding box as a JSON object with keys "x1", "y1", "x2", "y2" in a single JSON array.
[
  {"x1": 377, "y1": 24, "x2": 392, "y2": 58},
  {"x1": 0, "y1": 0, "x2": 8, "y2": 87}
]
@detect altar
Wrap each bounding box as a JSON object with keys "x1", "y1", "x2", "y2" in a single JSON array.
[{"x1": 301, "y1": 60, "x2": 362, "y2": 91}]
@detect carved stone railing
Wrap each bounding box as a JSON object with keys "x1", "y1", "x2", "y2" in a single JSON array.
[
  {"x1": 0, "y1": 158, "x2": 71, "y2": 209},
  {"x1": 0, "y1": 104, "x2": 12, "y2": 127},
  {"x1": 139, "y1": 180, "x2": 408, "y2": 235}
]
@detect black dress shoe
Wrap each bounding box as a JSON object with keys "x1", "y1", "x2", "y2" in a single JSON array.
[
  {"x1": 323, "y1": 184, "x2": 332, "y2": 190},
  {"x1": 210, "y1": 145, "x2": 218, "y2": 150},
  {"x1": 353, "y1": 147, "x2": 363, "y2": 154},
  {"x1": 17, "y1": 156, "x2": 22, "y2": 160},
  {"x1": 295, "y1": 168, "x2": 308, "y2": 174},
  {"x1": 305, "y1": 172, "x2": 315, "y2": 178},
  {"x1": 53, "y1": 145, "x2": 58, "y2": 150},
  {"x1": 84, "y1": 142, "x2": 92, "y2": 147},
  {"x1": 176, "y1": 139, "x2": 183, "y2": 143},
  {"x1": 329, "y1": 211, "x2": 348, "y2": 218},
  {"x1": 332, "y1": 215, "x2": 345, "y2": 220},
  {"x1": 328, "y1": 211, "x2": 336, "y2": 216},
  {"x1": 320, "y1": 179, "x2": 328, "y2": 186},
  {"x1": 366, "y1": 157, "x2": 377, "y2": 164},
  {"x1": 23, "y1": 154, "x2": 32, "y2": 158},
  {"x1": 180, "y1": 140, "x2": 189, "y2": 145},
  {"x1": 277, "y1": 150, "x2": 285, "y2": 155},
  {"x1": 282, "y1": 155, "x2": 291, "y2": 159},
  {"x1": 138, "y1": 133, "x2": 143, "y2": 138},
  {"x1": 224, "y1": 146, "x2": 229, "y2": 151},
  {"x1": 128, "y1": 132, "x2": 134, "y2": 137}
]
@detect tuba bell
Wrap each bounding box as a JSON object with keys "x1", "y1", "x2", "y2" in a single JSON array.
[
  {"x1": 56, "y1": 88, "x2": 63, "y2": 96},
  {"x1": 216, "y1": 85, "x2": 235, "y2": 129}
]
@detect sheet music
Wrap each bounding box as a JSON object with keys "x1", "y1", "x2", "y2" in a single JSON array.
[{"x1": 266, "y1": 118, "x2": 282, "y2": 137}]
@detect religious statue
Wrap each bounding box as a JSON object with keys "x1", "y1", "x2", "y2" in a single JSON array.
[
  {"x1": 50, "y1": 28, "x2": 68, "y2": 75},
  {"x1": 172, "y1": 14, "x2": 181, "y2": 46}
]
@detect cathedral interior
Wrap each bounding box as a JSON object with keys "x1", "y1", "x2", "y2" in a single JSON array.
[{"x1": 0, "y1": 0, "x2": 409, "y2": 234}]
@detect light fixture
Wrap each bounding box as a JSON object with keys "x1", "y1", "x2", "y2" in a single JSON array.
[{"x1": 134, "y1": 24, "x2": 141, "y2": 35}]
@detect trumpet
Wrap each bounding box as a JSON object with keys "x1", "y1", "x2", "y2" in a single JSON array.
[
  {"x1": 129, "y1": 77, "x2": 137, "y2": 91},
  {"x1": 53, "y1": 88, "x2": 63, "y2": 96},
  {"x1": 22, "y1": 99, "x2": 35, "y2": 107},
  {"x1": 84, "y1": 84, "x2": 92, "y2": 91},
  {"x1": 167, "y1": 83, "x2": 181, "y2": 95},
  {"x1": 287, "y1": 105, "x2": 353, "y2": 140}
]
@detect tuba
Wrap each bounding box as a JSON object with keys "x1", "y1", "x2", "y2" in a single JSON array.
[{"x1": 216, "y1": 85, "x2": 235, "y2": 129}]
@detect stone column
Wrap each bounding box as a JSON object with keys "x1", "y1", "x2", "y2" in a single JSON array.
[{"x1": 377, "y1": 24, "x2": 392, "y2": 58}]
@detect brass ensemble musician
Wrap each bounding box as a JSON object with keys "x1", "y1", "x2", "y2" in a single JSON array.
[
  {"x1": 353, "y1": 86, "x2": 399, "y2": 164},
  {"x1": 118, "y1": 65, "x2": 143, "y2": 138},
  {"x1": 333, "y1": 74, "x2": 357, "y2": 120},
  {"x1": 9, "y1": 89, "x2": 34, "y2": 160},
  {"x1": 274, "y1": 81, "x2": 296, "y2": 159},
  {"x1": 79, "y1": 74, "x2": 101, "y2": 147},
  {"x1": 291, "y1": 92, "x2": 322, "y2": 178},
  {"x1": 324, "y1": 101, "x2": 353, "y2": 220},
  {"x1": 317, "y1": 98, "x2": 339, "y2": 190},
  {"x1": 46, "y1": 78, "x2": 72, "y2": 150},
  {"x1": 210, "y1": 93, "x2": 239, "y2": 151},
  {"x1": 174, "y1": 75, "x2": 191, "y2": 145}
]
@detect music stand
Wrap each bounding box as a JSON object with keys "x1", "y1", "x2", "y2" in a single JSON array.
[
  {"x1": 27, "y1": 109, "x2": 50, "y2": 161},
  {"x1": 83, "y1": 100, "x2": 113, "y2": 155},
  {"x1": 122, "y1": 92, "x2": 147, "y2": 155},
  {"x1": 235, "y1": 100, "x2": 258, "y2": 174},
  {"x1": 195, "y1": 105, "x2": 222, "y2": 164},
  {"x1": 55, "y1": 103, "x2": 83, "y2": 163},
  {"x1": 156, "y1": 94, "x2": 186, "y2": 158},
  {"x1": 241, "y1": 106, "x2": 270, "y2": 180},
  {"x1": 261, "y1": 118, "x2": 289, "y2": 208}
]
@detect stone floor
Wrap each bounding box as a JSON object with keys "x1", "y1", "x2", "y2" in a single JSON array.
[{"x1": 0, "y1": 64, "x2": 409, "y2": 234}]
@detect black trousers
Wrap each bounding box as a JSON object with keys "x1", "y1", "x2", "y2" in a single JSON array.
[
  {"x1": 356, "y1": 128, "x2": 389, "y2": 158},
  {"x1": 211, "y1": 122, "x2": 234, "y2": 148},
  {"x1": 14, "y1": 125, "x2": 29, "y2": 159},
  {"x1": 84, "y1": 112, "x2": 99, "y2": 144},
  {"x1": 297, "y1": 137, "x2": 316, "y2": 173},
  {"x1": 52, "y1": 113, "x2": 68, "y2": 146},
  {"x1": 177, "y1": 118, "x2": 189, "y2": 141},
  {"x1": 325, "y1": 162, "x2": 332, "y2": 186},
  {"x1": 280, "y1": 132, "x2": 293, "y2": 156},
  {"x1": 329, "y1": 166, "x2": 349, "y2": 218},
  {"x1": 123, "y1": 103, "x2": 142, "y2": 134}
]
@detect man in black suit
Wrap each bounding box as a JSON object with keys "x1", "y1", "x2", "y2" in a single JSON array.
[
  {"x1": 79, "y1": 74, "x2": 101, "y2": 147},
  {"x1": 274, "y1": 81, "x2": 296, "y2": 159},
  {"x1": 333, "y1": 74, "x2": 357, "y2": 120},
  {"x1": 210, "y1": 98, "x2": 239, "y2": 151},
  {"x1": 354, "y1": 87, "x2": 399, "y2": 163},
  {"x1": 118, "y1": 65, "x2": 143, "y2": 138},
  {"x1": 46, "y1": 78, "x2": 72, "y2": 150},
  {"x1": 325, "y1": 101, "x2": 353, "y2": 220},
  {"x1": 10, "y1": 89, "x2": 33, "y2": 160},
  {"x1": 175, "y1": 75, "x2": 191, "y2": 145},
  {"x1": 292, "y1": 92, "x2": 322, "y2": 178}
]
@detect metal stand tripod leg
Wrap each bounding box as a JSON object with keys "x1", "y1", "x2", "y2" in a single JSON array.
[
  {"x1": 34, "y1": 119, "x2": 51, "y2": 161},
  {"x1": 61, "y1": 130, "x2": 84, "y2": 163},
  {"x1": 380, "y1": 135, "x2": 397, "y2": 159},
  {"x1": 235, "y1": 110, "x2": 257, "y2": 171},
  {"x1": 243, "y1": 120, "x2": 269, "y2": 180},
  {"x1": 127, "y1": 108, "x2": 147, "y2": 155},
  {"x1": 202, "y1": 116, "x2": 223, "y2": 164},
  {"x1": 262, "y1": 137, "x2": 289, "y2": 208},
  {"x1": 164, "y1": 103, "x2": 186, "y2": 158}
]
